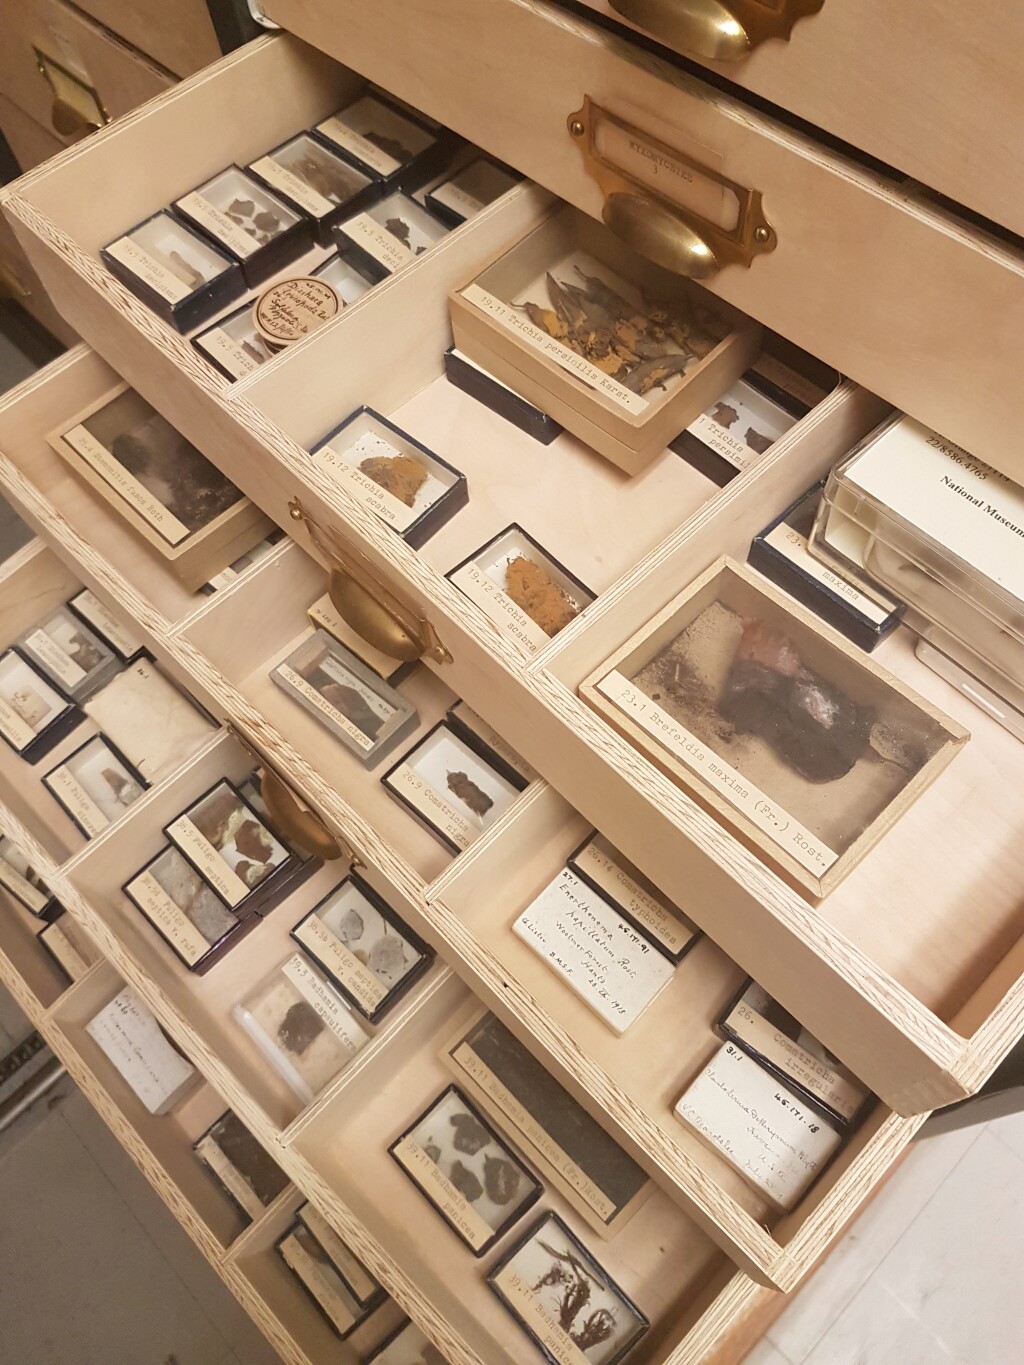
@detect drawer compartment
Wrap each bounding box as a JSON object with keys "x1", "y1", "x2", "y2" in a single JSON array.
[
  {"x1": 248, "y1": 0, "x2": 1024, "y2": 483},
  {"x1": 72, "y1": 0, "x2": 222, "y2": 79}
]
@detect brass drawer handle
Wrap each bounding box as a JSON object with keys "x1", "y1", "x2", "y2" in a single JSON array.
[
  {"x1": 609, "y1": 0, "x2": 823, "y2": 61},
  {"x1": 289, "y1": 498, "x2": 452, "y2": 665},
  {"x1": 34, "y1": 48, "x2": 107, "y2": 143},
  {"x1": 0, "y1": 262, "x2": 30, "y2": 301},
  {"x1": 569, "y1": 96, "x2": 776, "y2": 278},
  {"x1": 228, "y1": 723, "x2": 355, "y2": 863}
]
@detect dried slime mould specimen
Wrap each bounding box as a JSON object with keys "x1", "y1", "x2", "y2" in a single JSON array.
[
  {"x1": 450, "y1": 1111, "x2": 489, "y2": 1155},
  {"x1": 532, "y1": 1239, "x2": 618, "y2": 1351},
  {"x1": 278, "y1": 1000, "x2": 325, "y2": 1055},
  {"x1": 384, "y1": 216, "x2": 427, "y2": 255},
  {"x1": 518, "y1": 266, "x2": 722, "y2": 396},
  {"x1": 450, "y1": 1160, "x2": 484, "y2": 1203},
  {"x1": 358, "y1": 453, "x2": 428, "y2": 507},
  {"x1": 226, "y1": 196, "x2": 284, "y2": 246},
  {"x1": 214, "y1": 1111, "x2": 288, "y2": 1205},
  {"x1": 318, "y1": 679, "x2": 385, "y2": 737},
  {"x1": 505, "y1": 556, "x2": 579, "y2": 636},
  {"x1": 365, "y1": 129, "x2": 414, "y2": 164},
  {"x1": 446, "y1": 771, "x2": 493, "y2": 817}
]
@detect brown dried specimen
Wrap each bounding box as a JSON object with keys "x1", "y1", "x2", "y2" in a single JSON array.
[
  {"x1": 213, "y1": 1111, "x2": 288, "y2": 1207},
  {"x1": 359, "y1": 453, "x2": 428, "y2": 507},
  {"x1": 234, "y1": 818, "x2": 274, "y2": 864},
  {"x1": 712, "y1": 402, "x2": 739, "y2": 428},
  {"x1": 745, "y1": 426, "x2": 774, "y2": 455},
  {"x1": 365, "y1": 129, "x2": 413, "y2": 163},
  {"x1": 319, "y1": 681, "x2": 384, "y2": 737},
  {"x1": 278, "y1": 1000, "x2": 324, "y2": 1055},
  {"x1": 165, "y1": 250, "x2": 203, "y2": 289},
  {"x1": 449, "y1": 1160, "x2": 484, "y2": 1203},
  {"x1": 292, "y1": 153, "x2": 358, "y2": 203},
  {"x1": 505, "y1": 556, "x2": 579, "y2": 637},
  {"x1": 385, "y1": 216, "x2": 412, "y2": 246},
  {"x1": 450, "y1": 1111, "x2": 490, "y2": 1154},
  {"x1": 483, "y1": 1154, "x2": 522, "y2": 1205},
  {"x1": 446, "y1": 771, "x2": 493, "y2": 817}
]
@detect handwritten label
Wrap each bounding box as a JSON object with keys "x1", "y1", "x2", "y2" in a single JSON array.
[
  {"x1": 293, "y1": 911, "x2": 386, "y2": 1013},
  {"x1": 393, "y1": 1136, "x2": 494, "y2": 1250},
  {"x1": 25, "y1": 629, "x2": 86, "y2": 689},
  {"x1": 387, "y1": 762, "x2": 475, "y2": 849},
  {"x1": 674, "y1": 1042, "x2": 841, "y2": 1209},
  {"x1": 254, "y1": 277, "x2": 339, "y2": 345},
  {"x1": 250, "y1": 155, "x2": 333, "y2": 218},
  {"x1": 341, "y1": 213, "x2": 413, "y2": 273},
  {"x1": 450, "y1": 559, "x2": 549, "y2": 655},
  {"x1": 177, "y1": 192, "x2": 258, "y2": 258},
  {"x1": 104, "y1": 236, "x2": 191, "y2": 304},
  {"x1": 47, "y1": 765, "x2": 109, "y2": 837},
  {"x1": 462, "y1": 284, "x2": 648, "y2": 415},
  {"x1": 195, "y1": 1135, "x2": 265, "y2": 1219},
  {"x1": 128, "y1": 869, "x2": 212, "y2": 965},
  {"x1": 312, "y1": 444, "x2": 417, "y2": 530},
  {"x1": 86, "y1": 987, "x2": 195, "y2": 1115},
  {"x1": 166, "y1": 815, "x2": 250, "y2": 907},
  {"x1": 596, "y1": 670, "x2": 839, "y2": 877},
  {"x1": 277, "y1": 664, "x2": 375, "y2": 752},
  {"x1": 281, "y1": 954, "x2": 370, "y2": 1054},
  {"x1": 71, "y1": 591, "x2": 143, "y2": 660},
  {"x1": 63, "y1": 424, "x2": 191, "y2": 545},
  {"x1": 513, "y1": 868, "x2": 674, "y2": 1035},
  {"x1": 0, "y1": 696, "x2": 36, "y2": 749},
  {"x1": 764, "y1": 522, "x2": 894, "y2": 625},
  {"x1": 452, "y1": 1041, "x2": 614, "y2": 1220},
  {"x1": 572, "y1": 834, "x2": 694, "y2": 958},
  {"x1": 493, "y1": 1266, "x2": 593, "y2": 1365}
]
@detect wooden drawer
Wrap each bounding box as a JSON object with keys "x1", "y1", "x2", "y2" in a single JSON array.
[
  {"x1": 73, "y1": 0, "x2": 221, "y2": 79},
  {"x1": 566, "y1": 0, "x2": 1024, "y2": 239},
  {"x1": 7, "y1": 16, "x2": 1024, "y2": 486},
  {"x1": 1, "y1": 35, "x2": 1020, "y2": 1126},
  {"x1": 0, "y1": 0, "x2": 173, "y2": 146},
  {"x1": 0, "y1": 92, "x2": 64, "y2": 172}
]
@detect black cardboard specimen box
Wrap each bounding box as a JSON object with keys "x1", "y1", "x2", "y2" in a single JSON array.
[
  {"x1": 124, "y1": 844, "x2": 257, "y2": 975},
  {"x1": 0, "y1": 834, "x2": 59, "y2": 920},
  {"x1": 389, "y1": 1084, "x2": 542, "y2": 1256},
  {"x1": 306, "y1": 592, "x2": 411, "y2": 687},
  {"x1": 0, "y1": 649, "x2": 82, "y2": 764},
  {"x1": 43, "y1": 734, "x2": 147, "y2": 839},
  {"x1": 277, "y1": 1221, "x2": 381, "y2": 1339},
  {"x1": 333, "y1": 192, "x2": 449, "y2": 283},
  {"x1": 46, "y1": 385, "x2": 274, "y2": 592},
  {"x1": 445, "y1": 700, "x2": 537, "y2": 788},
  {"x1": 312, "y1": 252, "x2": 375, "y2": 305},
  {"x1": 309, "y1": 407, "x2": 467, "y2": 548},
  {"x1": 449, "y1": 205, "x2": 761, "y2": 475},
  {"x1": 315, "y1": 92, "x2": 450, "y2": 189},
  {"x1": 38, "y1": 912, "x2": 99, "y2": 983},
  {"x1": 296, "y1": 1201, "x2": 386, "y2": 1312},
  {"x1": 194, "y1": 1109, "x2": 290, "y2": 1222},
  {"x1": 67, "y1": 589, "x2": 145, "y2": 665},
  {"x1": 581, "y1": 557, "x2": 969, "y2": 896},
  {"x1": 750, "y1": 484, "x2": 903, "y2": 652},
  {"x1": 248, "y1": 132, "x2": 381, "y2": 247},
  {"x1": 443, "y1": 346, "x2": 563, "y2": 445},
  {"x1": 487, "y1": 1210, "x2": 650, "y2": 1365},
  {"x1": 173, "y1": 165, "x2": 314, "y2": 287},
  {"x1": 425, "y1": 157, "x2": 521, "y2": 227},
  {"x1": 102, "y1": 209, "x2": 244, "y2": 332},
  {"x1": 16, "y1": 605, "x2": 121, "y2": 702},
  {"x1": 290, "y1": 872, "x2": 434, "y2": 1023},
  {"x1": 192, "y1": 303, "x2": 275, "y2": 382}
]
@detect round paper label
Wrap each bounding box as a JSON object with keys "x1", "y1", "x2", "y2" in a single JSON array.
[{"x1": 253, "y1": 277, "x2": 341, "y2": 347}]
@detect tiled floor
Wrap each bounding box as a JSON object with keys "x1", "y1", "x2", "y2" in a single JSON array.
[{"x1": 750, "y1": 1110, "x2": 1024, "y2": 1365}]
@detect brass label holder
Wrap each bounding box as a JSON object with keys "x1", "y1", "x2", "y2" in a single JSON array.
[
  {"x1": 289, "y1": 497, "x2": 452, "y2": 665},
  {"x1": 227, "y1": 722, "x2": 355, "y2": 864},
  {"x1": 608, "y1": 0, "x2": 824, "y2": 63},
  {"x1": 34, "y1": 48, "x2": 107, "y2": 142},
  {"x1": 568, "y1": 96, "x2": 776, "y2": 279}
]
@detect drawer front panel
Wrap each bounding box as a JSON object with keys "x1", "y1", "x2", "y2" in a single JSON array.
[
  {"x1": 0, "y1": 93, "x2": 64, "y2": 173},
  {"x1": 263, "y1": 0, "x2": 1024, "y2": 482},
  {"x1": 570, "y1": 0, "x2": 1024, "y2": 239},
  {"x1": 72, "y1": 0, "x2": 222, "y2": 79},
  {"x1": 0, "y1": 0, "x2": 173, "y2": 144}
]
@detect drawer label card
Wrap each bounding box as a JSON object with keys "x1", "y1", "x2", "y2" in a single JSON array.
[
  {"x1": 764, "y1": 522, "x2": 895, "y2": 625},
  {"x1": 47, "y1": 765, "x2": 109, "y2": 838},
  {"x1": 312, "y1": 444, "x2": 418, "y2": 530},
  {"x1": 461, "y1": 284, "x2": 649, "y2": 415},
  {"x1": 177, "y1": 192, "x2": 258, "y2": 259},
  {"x1": 250, "y1": 155, "x2": 334, "y2": 218},
  {"x1": 129, "y1": 870, "x2": 212, "y2": 965},
  {"x1": 194, "y1": 326, "x2": 263, "y2": 380},
  {"x1": 166, "y1": 815, "x2": 250, "y2": 907},
  {"x1": 63, "y1": 424, "x2": 192, "y2": 546},
  {"x1": 596, "y1": 670, "x2": 839, "y2": 876},
  {"x1": 392, "y1": 1134, "x2": 495, "y2": 1251},
  {"x1": 281, "y1": 953, "x2": 369, "y2": 1054},
  {"x1": 25, "y1": 628, "x2": 87, "y2": 689},
  {"x1": 593, "y1": 116, "x2": 730, "y2": 231},
  {"x1": 342, "y1": 213, "x2": 413, "y2": 273},
  {"x1": 318, "y1": 116, "x2": 401, "y2": 177},
  {"x1": 674, "y1": 1042, "x2": 841, "y2": 1209},
  {"x1": 388, "y1": 762, "x2": 475, "y2": 849},
  {"x1": 513, "y1": 868, "x2": 674, "y2": 1035},
  {"x1": 572, "y1": 834, "x2": 695, "y2": 959},
  {"x1": 293, "y1": 911, "x2": 387, "y2": 1013},
  {"x1": 71, "y1": 591, "x2": 143, "y2": 660},
  {"x1": 105, "y1": 236, "x2": 192, "y2": 304},
  {"x1": 450, "y1": 560, "x2": 550, "y2": 655},
  {"x1": 194, "y1": 1134, "x2": 265, "y2": 1219},
  {"x1": 0, "y1": 696, "x2": 37, "y2": 751},
  {"x1": 276, "y1": 664, "x2": 375, "y2": 753}
]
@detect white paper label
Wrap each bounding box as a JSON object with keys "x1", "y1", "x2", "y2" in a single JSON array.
[
  {"x1": 195, "y1": 1135, "x2": 265, "y2": 1219},
  {"x1": 167, "y1": 815, "x2": 250, "y2": 907},
  {"x1": 250, "y1": 154, "x2": 333, "y2": 218},
  {"x1": 687, "y1": 410, "x2": 761, "y2": 472},
  {"x1": 594, "y1": 118, "x2": 729, "y2": 229},
  {"x1": 387, "y1": 762, "x2": 475, "y2": 849},
  {"x1": 129, "y1": 869, "x2": 212, "y2": 965},
  {"x1": 277, "y1": 664, "x2": 375, "y2": 753},
  {"x1": 293, "y1": 911, "x2": 386, "y2": 1013},
  {"x1": 25, "y1": 629, "x2": 86, "y2": 689},
  {"x1": 513, "y1": 868, "x2": 674, "y2": 1035},
  {"x1": 342, "y1": 213, "x2": 413, "y2": 272},
  {"x1": 0, "y1": 696, "x2": 36, "y2": 750},
  {"x1": 461, "y1": 284, "x2": 648, "y2": 415},
  {"x1": 674, "y1": 1042, "x2": 841, "y2": 1209},
  {"x1": 177, "y1": 192, "x2": 257, "y2": 258},
  {"x1": 596, "y1": 671, "x2": 839, "y2": 877},
  {"x1": 846, "y1": 417, "x2": 1024, "y2": 604},
  {"x1": 432, "y1": 179, "x2": 487, "y2": 219},
  {"x1": 40, "y1": 920, "x2": 90, "y2": 979},
  {"x1": 573, "y1": 837, "x2": 694, "y2": 958},
  {"x1": 318, "y1": 116, "x2": 400, "y2": 176},
  {"x1": 281, "y1": 954, "x2": 369, "y2": 1053},
  {"x1": 764, "y1": 522, "x2": 894, "y2": 625},
  {"x1": 86, "y1": 987, "x2": 196, "y2": 1115},
  {"x1": 105, "y1": 236, "x2": 191, "y2": 304},
  {"x1": 450, "y1": 560, "x2": 549, "y2": 655},
  {"x1": 280, "y1": 1235, "x2": 357, "y2": 1333},
  {"x1": 0, "y1": 857, "x2": 49, "y2": 914},
  {"x1": 63, "y1": 424, "x2": 191, "y2": 545},
  {"x1": 195, "y1": 327, "x2": 262, "y2": 380},
  {"x1": 47, "y1": 766, "x2": 109, "y2": 837},
  {"x1": 72, "y1": 592, "x2": 142, "y2": 659},
  {"x1": 393, "y1": 1135, "x2": 495, "y2": 1250},
  {"x1": 312, "y1": 444, "x2": 417, "y2": 530}
]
